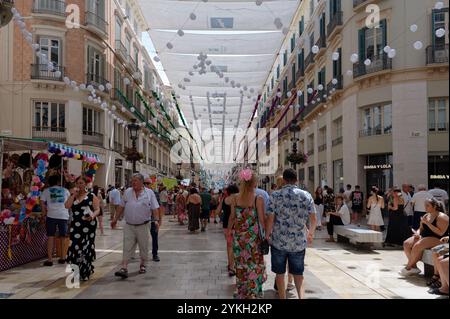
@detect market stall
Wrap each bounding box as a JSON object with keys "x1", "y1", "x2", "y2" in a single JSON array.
[{"x1": 0, "y1": 137, "x2": 100, "y2": 272}]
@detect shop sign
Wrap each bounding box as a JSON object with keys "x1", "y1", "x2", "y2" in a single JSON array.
[
  {"x1": 364, "y1": 164, "x2": 392, "y2": 170},
  {"x1": 115, "y1": 159, "x2": 123, "y2": 166},
  {"x1": 430, "y1": 175, "x2": 449, "y2": 180}
]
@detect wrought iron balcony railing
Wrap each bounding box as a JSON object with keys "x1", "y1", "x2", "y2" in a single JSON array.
[
  {"x1": 31, "y1": 64, "x2": 64, "y2": 81},
  {"x1": 426, "y1": 44, "x2": 449, "y2": 65},
  {"x1": 85, "y1": 11, "x2": 108, "y2": 35},
  {"x1": 353, "y1": 52, "x2": 392, "y2": 78},
  {"x1": 32, "y1": 0, "x2": 66, "y2": 16}
]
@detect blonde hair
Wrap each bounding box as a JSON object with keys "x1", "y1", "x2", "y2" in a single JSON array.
[
  {"x1": 276, "y1": 175, "x2": 284, "y2": 188},
  {"x1": 239, "y1": 173, "x2": 257, "y2": 197}
]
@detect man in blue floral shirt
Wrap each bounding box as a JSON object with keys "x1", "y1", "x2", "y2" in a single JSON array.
[{"x1": 266, "y1": 168, "x2": 316, "y2": 299}]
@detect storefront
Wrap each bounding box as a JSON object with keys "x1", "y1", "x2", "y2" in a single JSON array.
[
  {"x1": 364, "y1": 154, "x2": 393, "y2": 194},
  {"x1": 333, "y1": 159, "x2": 344, "y2": 192},
  {"x1": 114, "y1": 159, "x2": 123, "y2": 187},
  {"x1": 428, "y1": 154, "x2": 449, "y2": 194}
]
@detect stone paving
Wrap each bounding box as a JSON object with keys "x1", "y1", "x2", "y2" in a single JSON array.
[{"x1": 0, "y1": 215, "x2": 446, "y2": 299}]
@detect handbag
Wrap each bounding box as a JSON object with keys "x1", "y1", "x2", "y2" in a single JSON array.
[{"x1": 254, "y1": 196, "x2": 270, "y2": 255}]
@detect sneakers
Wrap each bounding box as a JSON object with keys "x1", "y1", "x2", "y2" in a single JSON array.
[
  {"x1": 399, "y1": 267, "x2": 421, "y2": 276},
  {"x1": 152, "y1": 255, "x2": 160, "y2": 262}
]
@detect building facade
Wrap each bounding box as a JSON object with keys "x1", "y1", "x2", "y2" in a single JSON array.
[
  {"x1": 255, "y1": 0, "x2": 449, "y2": 194},
  {"x1": 0, "y1": 0, "x2": 179, "y2": 187}
]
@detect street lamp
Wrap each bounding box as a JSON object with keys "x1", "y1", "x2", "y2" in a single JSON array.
[
  {"x1": 127, "y1": 118, "x2": 140, "y2": 173},
  {"x1": 287, "y1": 119, "x2": 301, "y2": 170},
  {"x1": 176, "y1": 162, "x2": 183, "y2": 181}
]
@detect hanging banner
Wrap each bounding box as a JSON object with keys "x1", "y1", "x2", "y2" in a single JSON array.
[{"x1": 162, "y1": 178, "x2": 178, "y2": 190}]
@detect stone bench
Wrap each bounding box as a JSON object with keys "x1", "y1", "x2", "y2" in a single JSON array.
[
  {"x1": 422, "y1": 249, "x2": 434, "y2": 278},
  {"x1": 334, "y1": 225, "x2": 383, "y2": 247}
]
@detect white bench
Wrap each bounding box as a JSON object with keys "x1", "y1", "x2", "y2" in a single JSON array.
[{"x1": 334, "y1": 225, "x2": 383, "y2": 246}]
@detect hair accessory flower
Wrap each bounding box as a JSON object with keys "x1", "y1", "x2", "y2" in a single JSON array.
[{"x1": 239, "y1": 169, "x2": 253, "y2": 182}]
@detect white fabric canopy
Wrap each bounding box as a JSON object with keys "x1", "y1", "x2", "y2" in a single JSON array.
[{"x1": 138, "y1": 0, "x2": 299, "y2": 163}]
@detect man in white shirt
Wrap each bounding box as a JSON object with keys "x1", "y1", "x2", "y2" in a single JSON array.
[
  {"x1": 402, "y1": 184, "x2": 414, "y2": 227},
  {"x1": 411, "y1": 184, "x2": 432, "y2": 230},
  {"x1": 108, "y1": 185, "x2": 122, "y2": 222},
  {"x1": 112, "y1": 173, "x2": 159, "y2": 278},
  {"x1": 40, "y1": 175, "x2": 70, "y2": 266}
]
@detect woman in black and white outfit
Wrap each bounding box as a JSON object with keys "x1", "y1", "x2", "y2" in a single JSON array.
[{"x1": 65, "y1": 176, "x2": 100, "y2": 281}]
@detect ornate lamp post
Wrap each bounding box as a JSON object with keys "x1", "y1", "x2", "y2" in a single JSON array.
[
  {"x1": 287, "y1": 119, "x2": 302, "y2": 170},
  {"x1": 176, "y1": 162, "x2": 183, "y2": 181},
  {"x1": 127, "y1": 118, "x2": 140, "y2": 173}
]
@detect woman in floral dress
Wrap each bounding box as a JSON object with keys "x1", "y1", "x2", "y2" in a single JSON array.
[
  {"x1": 65, "y1": 176, "x2": 100, "y2": 281},
  {"x1": 228, "y1": 169, "x2": 267, "y2": 299},
  {"x1": 176, "y1": 189, "x2": 187, "y2": 225}
]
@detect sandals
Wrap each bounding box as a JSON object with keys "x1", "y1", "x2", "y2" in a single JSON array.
[
  {"x1": 427, "y1": 275, "x2": 440, "y2": 286},
  {"x1": 428, "y1": 287, "x2": 449, "y2": 296},
  {"x1": 114, "y1": 268, "x2": 128, "y2": 279},
  {"x1": 139, "y1": 265, "x2": 146, "y2": 274}
]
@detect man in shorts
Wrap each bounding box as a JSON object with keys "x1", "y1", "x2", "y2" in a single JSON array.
[{"x1": 350, "y1": 185, "x2": 364, "y2": 225}]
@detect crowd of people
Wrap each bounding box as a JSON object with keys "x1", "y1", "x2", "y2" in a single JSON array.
[{"x1": 34, "y1": 166, "x2": 449, "y2": 298}]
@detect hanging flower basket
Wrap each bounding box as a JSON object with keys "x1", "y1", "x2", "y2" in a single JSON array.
[
  {"x1": 287, "y1": 152, "x2": 308, "y2": 165},
  {"x1": 124, "y1": 147, "x2": 144, "y2": 162}
]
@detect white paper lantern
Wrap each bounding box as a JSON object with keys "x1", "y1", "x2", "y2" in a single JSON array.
[
  {"x1": 364, "y1": 59, "x2": 372, "y2": 66},
  {"x1": 55, "y1": 71, "x2": 62, "y2": 78},
  {"x1": 130, "y1": 107, "x2": 136, "y2": 112},
  {"x1": 350, "y1": 53, "x2": 359, "y2": 63},
  {"x1": 413, "y1": 41, "x2": 423, "y2": 50},
  {"x1": 106, "y1": 83, "x2": 113, "y2": 90},
  {"x1": 87, "y1": 84, "x2": 94, "y2": 91},
  {"x1": 111, "y1": 105, "x2": 117, "y2": 111},
  {"x1": 383, "y1": 45, "x2": 391, "y2": 54},
  {"x1": 108, "y1": 111, "x2": 112, "y2": 115},
  {"x1": 312, "y1": 45, "x2": 319, "y2": 54},
  {"x1": 297, "y1": 90, "x2": 303, "y2": 97},
  {"x1": 332, "y1": 52, "x2": 340, "y2": 61},
  {"x1": 276, "y1": 92, "x2": 282, "y2": 98},
  {"x1": 274, "y1": 18, "x2": 283, "y2": 29},
  {"x1": 153, "y1": 56, "x2": 160, "y2": 62},
  {"x1": 88, "y1": 96, "x2": 93, "y2": 102},
  {"x1": 177, "y1": 29, "x2": 185, "y2": 36},
  {"x1": 121, "y1": 107, "x2": 127, "y2": 113},
  {"x1": 124, "y1": 78, "x2": 131, "y2": 85},
  {"x1": 101, "y1": 102, "x2": 107, "y2": 108},
  {"x1": 436, "y1": 28, "x2": 446, "y2": 38},
  {"x1": 346, "y1": 70, "x2": 353, "y2": 76},
  {"x1": 31, "y1": 43, "x2": 40, "y2": 50},
  {"x1": 410, "y1": 24, "x2": 418, "y2": 33},
  {"x1": 63, "y1": 77, "x2": 70, "y2": 84},
  {"x1": 332, "y1": 78, "x2": 338, "y2": 85},
  {"x1": 388, "y1": 48, "x2": 397, "y2": 58},
  {"x1": 282, "y1": 27, "x2": 289, "y2": 35},
  {"x1": 317, "y1": 84, "x2": 324, "y2": 91},
  {"x1": 99, "y1": 85, "x2": 105, "y2": 92},
  {"x1": 307, "y1": 88, "x2": 314, "y2": 94},
  {"x1": 189, "y1": 13, "x2": 197, "y2": 20},
  {"x1": 256, "y1": 0, "x2": 263, "y2": 5},
  {"x1": 435, "y1": 1, "x2": 444, "y2": 10},
  {"x1": 287, "y1": 92, "x2": 292, "y2": 98}
]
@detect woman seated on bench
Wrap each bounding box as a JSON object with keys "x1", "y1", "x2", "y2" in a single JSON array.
[
  {"x1": 326, "y1": 194, "x2": 350, "y2": 243},
  {"x1": 427, "y1": 236, "x2": 449, "y2": 296},
  {"x1": 401, "y1": 198, "x2": 449, "y2": 276}
]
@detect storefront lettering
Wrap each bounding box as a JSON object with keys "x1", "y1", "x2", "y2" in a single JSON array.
[
  {"x1": 430, "y1": 175, "x2": 449, "y2": 180},
  {"x1": 364, "y1": 164, "x2": 392, "y2": 170}
]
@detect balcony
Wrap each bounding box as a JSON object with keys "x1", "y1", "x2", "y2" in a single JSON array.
[
  {"x1": 126, "y1": 54, "x2": 137, "y2": 73},
  {"x1": 327, "y1": 74, "x2": 343, "y2": 93},
  {"x1": 426, "y1": 44, "x2": 449, "y2": 65},
  {"x1": 133, "y1": 69, "x2": 143, "y2": 84},
  {"x1": 32, "y1": 0, "x2": 66, "y2": 17},
  {"x1": 85, "y1": 11, "x2": 108, "y2": 37},
  {"x1": 327, "y1": 11, "x2": 343, "y2": 40},
  {"x1": 429, "y1": 122, "x2": 449, "y2": 132},
  {"x1": 115, "y1": 40, "x2": 128, "y2": 62},
  {"x1": 82, "y1": 131, "x2": 104, "y2": 147},
  {"x1": 32, "y1": 127, "x2": 66, "y2": 142},
  {"x1": 307, "y1": 149, "x2": 314, "y2": 156},
  {"x1": 305, "y1": 52, "x2": 315, "y2": 71},
  {"x1": 332, "y1": 136, "x2": 343, "y2": 146},
  {"x1": 86, "y1": 73, "x2": 109, "y2": 92},
  {"x1": 31, "y1": 64, "x2": 64, "y2": 81},
  {"x1": 359, "y1": 127, "x2": 384, "y2": 137},
  {"x1": 314, "y1": 35, "x2": 327, "y2": 58},
  {"x1": 353, "y1": 52, "x2": 392, "y2": 79},
  {"x1": 113, "y1": 141, "x2": 123, "y2": 153}
]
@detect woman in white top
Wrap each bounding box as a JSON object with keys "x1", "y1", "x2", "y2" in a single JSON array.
[
  {"x1": 326, "y1": 194, "x2": 350, "y2": 242},
  {"x1": 366, "y1": 186, "x2": 385, "y2": 232}
]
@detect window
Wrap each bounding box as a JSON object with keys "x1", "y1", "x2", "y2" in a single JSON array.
[
  {"x1": 299, "y1": 16, "x2": 304, "y2": 36},
  {"x1": 291, "y1": 64, "x2": 296, "y2": 83},
  {"x1": 319, "y1": 163, "x2": 327, "y2": 187},
  {"x1": 330, "y1": 0, "x2": 341, "y2": 16},
  {"x1": 125, "y1": 34, "x2": 131, "y2": 55},
  {"x1": 134, "y1": 45, "x2": 139, "y2": 68},
  {"x1": 432, "y1": 9, "x2": 449, "y2": 48},
  {"x1": 114, "y1": 68, "x2": 122, "y2": 91},
  {"x1": 319, "y1": 126, "x2": 326, "y2": 150},
  {"x1": 361, "y1": 103, "x2": 392, "y2": 136},
  {"x1": 319, "y1": 12, "x2": 326, "y2": 38},
  {"x1": 307, "y1": 134, "x2": 314, "y2": 153},
  {"x1": 87, "y1": 46, "x2": 105, "y2": 82},
  {"x1": 290, "y1": 34, "x2": 296, "y2": 53},
  {"x1": 334, "y1": 117, "x2": 342, "y2": 138},
  {"x1": 333, "y1": 48, "x2": 342, "y2": 79},
  {"x1": 359, "y1": 20, "x2": 387, "y2": 61},
  {"x1": 283, "y1": 50, "x2": 287, "y2": 66},
  {"x1": 429, "y1": 98, "x2": 449, "y2": 131},
  {"x1": 143, "y1": 139, "x2": 148, "y2": 164},
  {"x1": 276, "y1": 64, "x2": 280, "y2": 79},
  {"x1": 309, "y1": 33, "x2": 314, "y2": 51},
  {"x1": 82, "y1": 106, "x2": 102, "y2": 135},
  {"x1": 126, "y1": 2, "x2": 131, "y2": 19},
  {"x1": 115, "y1": 16, "x2": 122, "y2": 42},
  {"x1": 318, "y1": 67, "x2": 326, "y2": 86},
  {"x1": 333, "y1": 159, "x2": 343, "y2": 191},
  {"x1": 308, "y1": 166, "x2": 314, "y2": 182},
  {"x1": 87, "y1": 0, "x2": 105, "y2": 19},
  {"x1": 38, "y1": 37, "x2": 61, "y2": 68},
  {"x1": 34, "y1": 101, "x2": 65, "y2": 131}
]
